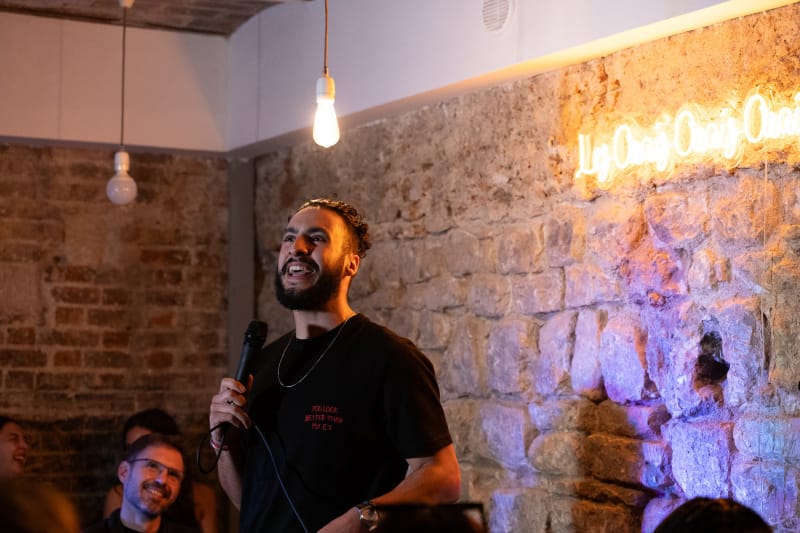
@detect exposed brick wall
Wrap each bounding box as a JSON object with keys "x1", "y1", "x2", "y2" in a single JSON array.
[
  {"x1": 253, "y1": 4, "x2": 800, "y2": 533},
  {"x1": 0, "y1": 145, "x2": 229, "y2": 526}
]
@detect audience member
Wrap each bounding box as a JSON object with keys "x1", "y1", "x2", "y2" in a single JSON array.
[
  {"x1": 654, "y1": 497, "x2": 772, "y2": 533},
  {"x1": 84, "y1": 433, "x2": 197, "y2": 533},
  {"x1": 0, "y1": 478, "x2": 80, "y2": 533},
  {"x1": 0, "y1": 416, "x2": 29, "y2": 478},
  {"x1": 103, "y1": 408, "x2": 218, "y2": 533}
]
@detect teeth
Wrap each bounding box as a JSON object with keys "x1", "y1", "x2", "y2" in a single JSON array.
[{"x1": 145, "y1": 486, "x2": 167, "y2": 498}]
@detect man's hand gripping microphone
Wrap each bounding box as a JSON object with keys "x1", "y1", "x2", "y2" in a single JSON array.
[
  {"x1": 219, "y1": 320, "x2": 267, "y2": 445},
  {"x1": 199, "y1": 320, "x2": 267, "y2": 472}
]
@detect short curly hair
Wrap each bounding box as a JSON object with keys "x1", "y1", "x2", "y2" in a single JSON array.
[{"x1": 295, "y1": 198, "x2": 372, "y2": 258}]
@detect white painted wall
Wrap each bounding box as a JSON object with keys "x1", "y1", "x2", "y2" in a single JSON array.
[
  {"x1": 0, "y1": 1, "x2": 794, "y2": 153},
  {"x1": 0, "y1": 12, "x2": 227, "y2": 152},
  {"x1": 231, "y1": 0, "x2": 797, "y2": 152}
]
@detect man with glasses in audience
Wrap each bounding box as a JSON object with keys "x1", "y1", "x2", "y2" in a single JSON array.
[{"x1": 83, "y1": 433, "x2": 199, "y2": 533}]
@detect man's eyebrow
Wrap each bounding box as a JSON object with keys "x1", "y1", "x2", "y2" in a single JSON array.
[{"x1": 282, "y1": 226, "x2": 330, "y2": 236}]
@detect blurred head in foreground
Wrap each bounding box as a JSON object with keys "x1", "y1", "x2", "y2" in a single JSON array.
[
  {"x1": 0, "y1": 478, "x2": 80, "y2": 533},
  {"x1": 654, "y1": 497, "x2": 771, "y2": 533}
]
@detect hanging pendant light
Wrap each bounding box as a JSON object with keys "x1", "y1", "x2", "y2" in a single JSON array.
[
  {"x1": 107, "y1": 0, "x2": 137, "y2": 205},
  {"x1": 312, "y1": 0, "x2": 339, "y2": 148}
]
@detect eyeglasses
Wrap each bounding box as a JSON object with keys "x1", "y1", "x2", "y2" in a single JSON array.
[{"x1": 128, "y1": 458, "x2": 184, "y2": 484}]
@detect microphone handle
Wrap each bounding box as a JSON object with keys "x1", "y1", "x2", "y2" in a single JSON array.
[
  {"x1": 234, "y1": 320, "x2": 268, "y2": 382},
  {"x1": 221, "y1": 320, "x2": 267, "y2": 440}
]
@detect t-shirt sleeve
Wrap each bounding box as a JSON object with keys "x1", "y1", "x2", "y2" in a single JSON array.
[{"x1": 382, "y1": 338, "x2": 453, "y2": 458}]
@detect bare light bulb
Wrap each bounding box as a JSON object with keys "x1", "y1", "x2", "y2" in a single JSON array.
[
  {"x1": 313, "y1": 74, "x2": 340, "y2": 148},
  {"x1": 106, "y1": 150, "x2": 137, "y2": 205}
]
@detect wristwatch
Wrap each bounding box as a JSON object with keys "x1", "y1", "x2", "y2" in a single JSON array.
[{"x1": 355, "y1": 500, "x2": 380, "y2": 531}]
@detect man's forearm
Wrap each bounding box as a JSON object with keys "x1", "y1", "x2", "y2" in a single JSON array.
[
  {"x1": 319, "y1": 445, "x2": 461, "y2": 533},
  {"x1": 217, "y1": 446, "x2": 245, "y2": 509},
  {"x1": 209, "y1": 376, "x2": 252, "y2": 510},
  {"x1": 373, "y1": 444, "x2": 462, "y2": 506}
]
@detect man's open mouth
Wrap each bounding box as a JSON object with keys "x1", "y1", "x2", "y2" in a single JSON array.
[{"x1": 284, "y1": 261, "x2": 316, "y2": 277}]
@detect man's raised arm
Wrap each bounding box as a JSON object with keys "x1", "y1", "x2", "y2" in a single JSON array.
[{"x1": 209, "y1": 376, "x2": 252, "y2": 509}]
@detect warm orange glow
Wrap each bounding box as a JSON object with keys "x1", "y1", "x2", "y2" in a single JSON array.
[{"x1": 575, "y1": 88, "x2": 800, "y2": 186}]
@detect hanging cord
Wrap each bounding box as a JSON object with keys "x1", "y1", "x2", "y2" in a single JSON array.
[
  {"x1": 195, "y1": 422, "x2": 310, "y2": 533},
  {"x1": 322, "y1": 0, "x2": 329, "y2": 76},
  {"x1": 120, "y1": 6, "x2": 127, "y2": 149},
  {"x1": 195, "y1": 423, "x2": 225, "y2": 475}
]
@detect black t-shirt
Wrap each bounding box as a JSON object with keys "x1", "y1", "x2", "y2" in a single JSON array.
[
  {"x1": 82, "y1": 509, "x2": 199, "y2": 533},
  {"x1": 238, "y1": 314, "x2": 453, "y2": 533}
]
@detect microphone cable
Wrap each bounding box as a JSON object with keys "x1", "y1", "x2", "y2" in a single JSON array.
[
  {"x1": 195, "y1": 423, "x2": 225, "y2": 475},
  {"x1": 195, "y1": 422, "x2": 310, "y2": 533},
  {"x1": 253, "y1": 422, "x2": 310, "y2": 533}
]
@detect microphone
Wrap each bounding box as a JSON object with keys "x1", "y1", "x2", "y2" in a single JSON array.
[
  {"x1": 234, "y1": 320, "x2": 268, "y2": 383},
  {"x1": 217, "y1": 320, "x2": 267, "y2": 443},
  {"x1": 199, "y1": 320, "x2": 268, "y2": 470}
]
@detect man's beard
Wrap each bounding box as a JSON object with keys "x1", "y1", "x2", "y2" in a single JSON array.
[
  {"x1": 274, "y1": 258, "x2": 344, "y2": 310},
  {"x1": 128, "y1": 482, "x2": 172, "y2": 519}
]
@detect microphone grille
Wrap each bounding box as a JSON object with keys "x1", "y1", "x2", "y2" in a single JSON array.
[{"x1": 245, "y1": 320, "x2": 268, "y2": 344}]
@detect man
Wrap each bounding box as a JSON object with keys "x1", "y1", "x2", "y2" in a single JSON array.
[
  {"x1": 209, "y1": 198, "x2": 461, "y2": 532},
  {"x1": 83, "y1": 433, "x2": 198, "y2": 533},
  {"x1": 0, "y1": 416, "x2": 29, "y2": 478},
  {"x1": 102, "y1": 408, "x2": 218, "y2": 533}
]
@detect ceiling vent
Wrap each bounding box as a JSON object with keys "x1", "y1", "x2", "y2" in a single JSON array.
[{"x1": 482, "y1": 0, "x2": 513, "y2": 33}]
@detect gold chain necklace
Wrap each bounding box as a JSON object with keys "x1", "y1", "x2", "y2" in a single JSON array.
[{"x1": 277, "y1": 315, "x2": 354, "y2": 388}]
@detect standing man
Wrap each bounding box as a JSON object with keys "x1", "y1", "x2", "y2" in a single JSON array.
[
  {"x1": 0, "y1": 416, "x2": 29, "y2": 478},
  {"x1": 209, "y1": 198, "x2": 461, "y2": 532},
  {"x1": 83, "y1": 434, "x2": 198, "y2": 533}
]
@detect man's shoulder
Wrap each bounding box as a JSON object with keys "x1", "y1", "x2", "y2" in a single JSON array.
[
  {"x1": 81, "y1": 512, "x2": 200, "y2": 533},
  {"x1": 81, "y1": 514, "x2": 114, "y2": 533},
  {"x1": 352, "y1": 314, "x2": 409, "y2": 344},
  {"x1": 81, "y1": 522, "x2": 108, "y2": 533},
  {"x1": 350, "y1": 314, "x2": 435, "y2": 367},
  {"x1": 161, "y1": 522, "x2": 202, "y2": 533}
]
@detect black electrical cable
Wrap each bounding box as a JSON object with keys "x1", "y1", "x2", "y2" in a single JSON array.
[
  {"x1": 195, "y1": 422, "x2": 225, "y2": 475},
  {"x1": 195, "y1": 422, "x2": 310, "y2": 533}
]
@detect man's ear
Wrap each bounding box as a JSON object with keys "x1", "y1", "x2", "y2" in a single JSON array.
[
  {"x1": 344, "y1": 252, "x2": 360, "y2": 277},
  {"x1": 117, "y1": 461, "x2": 130, "y2": 485}
]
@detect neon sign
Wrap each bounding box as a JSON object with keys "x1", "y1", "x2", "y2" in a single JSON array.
[{"x1": 575, "y1": 89, "x2": 800, "y2": 186}]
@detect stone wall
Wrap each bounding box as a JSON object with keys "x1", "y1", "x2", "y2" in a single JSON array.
[
  {"x1": 0, "y1": 145, "x2": 229, "y2": 526},
  {"x1": 253, "y1": 4, "x2": 800, "y2": 532}
]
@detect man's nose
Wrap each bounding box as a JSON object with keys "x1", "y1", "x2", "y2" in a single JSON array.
[
  {"x1": 290, "y1": 235, "x2": 312, "y2": 255},
  {"x1": 152, "y1": 469, "x2": 169, "y2": 483}
]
